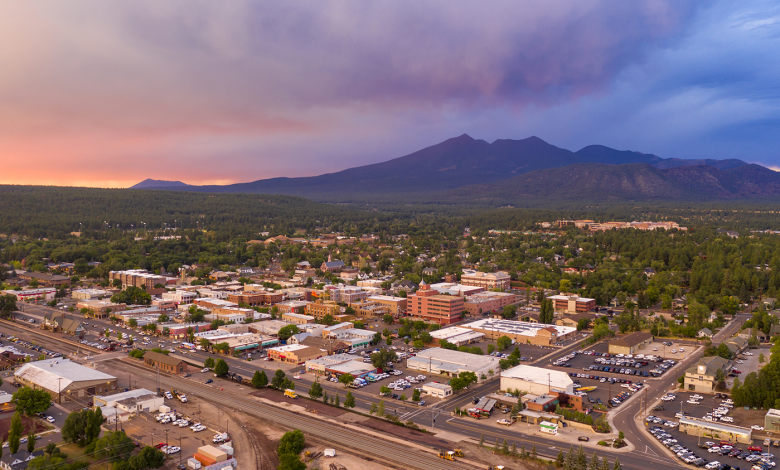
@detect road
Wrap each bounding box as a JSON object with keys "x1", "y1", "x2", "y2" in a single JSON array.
[{"x1": 5, "y1": 305, "x2": 752, "y2": 470}]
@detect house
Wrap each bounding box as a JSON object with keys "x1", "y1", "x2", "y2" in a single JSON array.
[
  {"x1": 0, "y1": 450, "x2": 44, "y2": 470},
  {"x1": 738, "y1": 328, "x2": 768, "y2": 342},
  {"x1": 422, "y1": 267, "x2": 437, "y2": 276},
  {"x1": 42, "y1": 314, "x2": 87, "y2": 336},
  {"x1": 724, "y1": 337, "x2": 749, "y2": 355},
  {"x1": 697, "y1": 328, "x2": 713, "y2": 339},
  {"x1": 684, "y1": 356, "x2": 730, "y2": 393},
  {"x1": 142, "y1": 351, "x2": 188, "y2": 374},
  {"x1": 770, "y1": 324, "x2": 780, "y2": 339},
  {"x1": 608, "y1": 332, "x2": 653, "y2": 355}
]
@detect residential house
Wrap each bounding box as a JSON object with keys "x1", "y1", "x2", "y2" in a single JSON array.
[{"x1": 697, "y1": 328, "x2": 713, "y2": 339}]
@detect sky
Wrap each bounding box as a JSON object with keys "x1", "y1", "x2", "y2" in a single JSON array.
[{"x1": 1, "y1": 1, "x2": 779, "y2": 188}]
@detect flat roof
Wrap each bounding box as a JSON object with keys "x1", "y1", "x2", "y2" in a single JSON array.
[
  {"x1": 680, "y1": 416, "x2": 752, "y2": 436},
  {"x1": 94, "y1": 388, "x2": 156, "y2": 403},
  {"x1": 548, "y1": 295, "x2": 596, "y2": 302},
  {"x1": 412, "y1": 348, "x2": 501, "y2": 369},
  {"x1": 501, "y1": 364, "x2": 574, "y2": 390},
  {"x1": 368, "y1": 295, "x2": 406, "y2": 302},
  {"x1": 15, "y1": 359, "x2": 116, "y2": 391},
  {"x1": 268, "y1": 344, "x2": 310, "y2": 353},
  {"x1": 328, "y1": 360, "x2": 374, "y2": 375},
  {"x1": 422, "y1": 382, "x2": 452, "y2": 391},
  {"x1": 464, "y1": 319, "x2": 576, "y2": 337}
]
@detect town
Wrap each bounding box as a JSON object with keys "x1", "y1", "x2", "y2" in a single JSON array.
[{"x1": 2, "y1": 220, "x2": 780, "y2": 470}]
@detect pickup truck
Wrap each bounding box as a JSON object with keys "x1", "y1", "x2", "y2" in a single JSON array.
[{"x1": 497, "y1": 419, "x2": 512, "y2": 426}]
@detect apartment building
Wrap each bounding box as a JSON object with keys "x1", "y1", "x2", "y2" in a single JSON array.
[
  {"x1": 548, "y1": 294, "x2": 596, "y2": 314},
  {"x1": 367, "y1": 295, "x2": 407, "y2": 315},
  {"x1": 463, "y1": 291, "x2": 519, "y2": 316},
  {"x1": 460, "y1": 270, "x2": 511, "y2": 291},
  {"x1": 305, "y1": 301, "x2": 341, "y2": 319},
  {"x1": 109, "y1": 269, "x2": 173, "y2": 289},
  {"x1": 327, "y1": 286, "x2": 369, "y2": 303},
  {"x1": 407, "y1": 284, "x2": 465, "y2": 325}
]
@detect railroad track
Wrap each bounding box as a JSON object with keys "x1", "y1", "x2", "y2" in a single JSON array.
[
  {"x1": 0, "y1": 319, "x2": 103, "y2": 356},
  {"x1": 112, "y1": 358, "x2": 475, "y2": 470}
]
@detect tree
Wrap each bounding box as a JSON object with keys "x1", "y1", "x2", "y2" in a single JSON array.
[
  {"x1": 110, "y1": 286, "x2": 151, "y2": 306},
  {"x1": 272, "y1": 369, "x2": 287, "y2": 389},
  {"x1": 203, "y1": 356, "x2": 215, "y2": 368},
  {"x1": 309, "y1": 382, "x2": 323, "y2": 399},
  {"x1": 252, "y1": 370, "x2": 268, "y2": 388},
  {"x1": 8, "y1": 412, "x2": 23, "y2": 454},
  {"x1": 12, "y1": 387, "x2": 51, "y2": 416},
  {"x1": 760, "y1": 353, "x2": 766, "y2": 363},
  {"x1": 93, "y1": 431, "x2": 135, "y2": 462},
  {"x1": 589, "y1": 452, "x2": 600, "y2": 470},
  {"x1": 383, "y1": 314, "x2": 394, "y2": 324},
  {"x1": 338, "y1": 374, "x2": 355, "y2": 388},
  {"x1": 497, "y1": 335, "x2": 513, "y2": 350},
  {"x1": 559, "y1": 279, "x2": 573, "y2": 293},
  {"x1": 25, "y1": 431, "x2": 35, "y2": 453},
  {"x1": 501, "y1": 304, "x2": 517, "y2": 320},
  {"x1": 450, "y1": 371, "x2": 478, "y2": 391},
  {"x1": 277, "y1": 453, "x2": 307, "y2": 470},
  {"x1": 335, "y1": 394, "x2": 340, "y2": 407},
  {"x1": 277, "y1": 430, "x2": 306, "y2": 455},
  {"x1": 540, "y1": 298, "x2": 554, "y2": 324},
  {"x1": 86, "y1": 407, "x2": 102, "y2": 444},
  {"x1": 127, "y1": 318, "x2": 138, "y2": 328},
  {"x1": 377, "y1": 400, "x2": 385, "y2": 417},
  {"x1": 487, "y1": 344, "x2": 495, "y2": 354},
  {"x1": 613, "y1": 457, "x2": 622, "y2": 470},
  {"x1": 556, "y1": 450, "x2": 565, "y2": 467},
  {"x1": 62, "y1": 410, "x2": 89, "y2": 444},
  {"x1": 129, "y1": 446, "x2": 166, "y2": 470},
  {"x1": 277, "y1": 324, "x2": 300, "y2": 341},
  {"x1": 214, "y1": 358, "x2": 229, "y2": 376},
  {"x1": 412, "y1": 388, "x2": 421, "y2": 402},
  {"x1": 370, "y1": 349, "x2": 397, "y2": 369}
]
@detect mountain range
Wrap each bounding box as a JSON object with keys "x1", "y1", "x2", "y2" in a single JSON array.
[{"x1": 132, "y1": 135, "x2": 780, "y2": 203}]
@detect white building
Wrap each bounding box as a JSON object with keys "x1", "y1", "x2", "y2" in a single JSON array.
[
  {"x1": 1, "y1": 288, "x2": 57, "y2": 301},
  {"x1": 71, "y1": 289, "x2": 111, "y2": 300},
  {"x1": 407, "y1": 348, "x2": 501, "y2": 382},
  {"x1": 500, "y1": 364, "x2": 575, "y2": 395},
  {"x1": 428, "y1": 282, "x2": 484, "y2": 296},
  {"x1": 422, "y1": 382, "x2": 453, "y2": 398},
  {"x1": 162, "y1": 290, "x2": 197, "y2": 305},
  {"x1": 429, "y1": 326, "x2": 485, "y2": 346}
]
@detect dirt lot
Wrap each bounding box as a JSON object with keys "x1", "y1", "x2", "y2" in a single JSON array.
[{"x1": 0, "y1": 412, "x2": 47, "y2": 441}]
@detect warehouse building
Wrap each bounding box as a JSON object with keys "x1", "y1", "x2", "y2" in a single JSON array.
[
  {"x1": 14, "y1": 359, "x2": 118, "y2": 403},
  {"x1": 406, "y1": 348, "x2": 501, "y2": 382},
  {"x1": 462, "y1": 319, "x2": 577, "y2": 346},
  {"x1": 608, "y1": 332, "x2": 653, "y2": 355},
  {"x1": 267, "y1": 344, "x2": 326, "y2": 365},
  {"x1": 500, "y1": 364, "x2": 575, "y2": 396},
  {"x1": 143, "y1": 351, "x2": 188, "y2": 374}
]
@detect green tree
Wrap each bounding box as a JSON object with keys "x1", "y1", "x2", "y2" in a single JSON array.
[
  {"x1": 272, "y1": 369, "x2": 287, "y2": 389},
  {"x1": 344, "y1": 392, "x2": 355, "y2": 408},
  {"x1": 214, "y1": 358, "x2": 229, "y2": 376},
  {"x1": 487, "y1": 344, "x2": 495, "y2": 354},
  {"x1": 501, "y1": 304, "x2": 517, "y2": 320},
  {"x1": 613, "y1": 457, "x2": 622, "y2": 470},
  {"x1": 759, "y1": 353, "x2": 765, "y2": 363},
  {"x1": 8, "y1": 412, "x2": 23, "y2": 454},
  {"x1": 382, "y1": 314, "x2": 394, "y2": 324},
  {"x1": 309, "y1": 382, "x2": 323, "y2": 399},
  {"x1": 93, "y1": 431, "x2": 135, "y2": 462},
  {"x1": 335, "y1": 394, "x2": 340, "y2": 407},
  {"x1": 370, "y1": 349, "x2": 397, "y2": 369},
  {"x1": 338, "y1": 373, "x2": 355, "y2": 388},
  {"x1": 540, "y1": 298, "x2": 554, "y2": 324},
  {"x1": 252, "y1": 370, "x2": 268, "y2": 388},
  {"x1": 277, "y1": 453, "x2": 307, "y2": 470},
  {"x1": 277, "y1": 324, "x2": 300, "y2": 341},
  {"x1": 26, "y1": 432, "x2": 35, "y2": 453},
  {"x1": 86, "y1": 407, "x2": 103, "y2": 444},
  {"x1": 277, "y1": 429, "x2": 306, "y2": 455},
  {"x1": 203, "y1": 356, "x2": 215, "y2": 368},
  {"x1": 377, "y1": 400, "x2": 385, "y2": 417},
  {"x1": 129, "y1": 446, "x2": 166, "y2": 470},
  {"x1": 12, "y1": 387, "x2": 52, "y2": 416},
  {"x1": 62, "y1": 410, "x2": 89, "y2": 444},
  {"x1": 412, "y1": 388, "x2": 421, "y2": 402}
]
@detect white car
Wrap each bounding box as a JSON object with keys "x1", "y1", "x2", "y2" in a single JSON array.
[
  {"x1": 708, "y1": 447, "x2": 721, "y2": 453},
  {"x1": 704, "y1": 462, "x2": 721, "y2": 470},
  {"x1": 753, "y1": 425, "x2": 765, "y2": 430}
]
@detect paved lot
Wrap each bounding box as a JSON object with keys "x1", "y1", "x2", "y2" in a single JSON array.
[
  {"x1": 634, "y1": 341, "x2": 692, "y2": 361},
  {"x1": 726, "y1": 349, "x2": 770, "y2": 388}
]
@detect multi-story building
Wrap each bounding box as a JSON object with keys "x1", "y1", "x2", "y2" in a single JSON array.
[
  {"x1": 305, "y1": 301, "x2": 341, "y2": 319},
  {"x1": 327, "y1": 286, "x2": 368, "y2": 303},
  {"x1": 548, "y1": 294, "x2": 596, "y2": 314},
  {"x1": 282, "y1": 312, "x2": 315, "y2": 325},
  {"x1": 348, "y1": 300, "x2": 388, "y2": 318},
  {"x1": 162, "y1": 290, "x2": 197, "y2": 305},
  {"x1": 463, "y1": 292, "x2": 519, "y2": 316},
  {"x1": 460, "y1": 270, "x2": 511, "y2": 291},
  {"x1": 109, "y1": 269, "x2": 172, "y2": 289},
  {"x1": 367, "y1": 295, "x2": 407, "y2": 316},
  {"x1": 407, "y1": 284, "x2": 465, "y2": 325},
  {"x1": 275, "y1": 300, "x2": 311, "y2": 314}
]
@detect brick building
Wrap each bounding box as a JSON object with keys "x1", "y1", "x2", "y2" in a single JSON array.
[{"x1": 407, "y1": 283, "x2": 464, "y2": 325}]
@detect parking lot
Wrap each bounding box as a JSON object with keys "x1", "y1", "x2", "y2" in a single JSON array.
[
  {"x1": 726, "y1": 349, "x2": 770, "y2": 389},
  {"x1": 644, "y1": 389, "x2": 778, "y2": 469},
  {"x1": 636, "y1": 341, "x2": 695, "y2": 361}
]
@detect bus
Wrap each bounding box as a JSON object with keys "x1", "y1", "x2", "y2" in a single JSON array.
[
  {"x1": 540, "y1": 421, "x2": 558, "y2": 435},
  {"x1": 180, "y1": 342, "x2": 196, "y2": 351}
]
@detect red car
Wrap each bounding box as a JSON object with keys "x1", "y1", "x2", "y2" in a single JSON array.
[
  {"x1": 731, "y1": 369, "x2": 742, "y2": 374},
  {"x1": 155, "y1": 443, "x2": 166, "y2": 449},
  {"x1": 748, "y1": 445, "x2": 762, "y2": 452}
]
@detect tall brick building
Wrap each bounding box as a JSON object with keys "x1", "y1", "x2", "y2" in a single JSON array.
[{"x1": 408, "y1": 283, "x2": 464, "y2": 325}]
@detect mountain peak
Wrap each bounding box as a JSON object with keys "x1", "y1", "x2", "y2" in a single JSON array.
[{"x1": 131, "y1": 179, "x2": 190, "y2": 189}]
